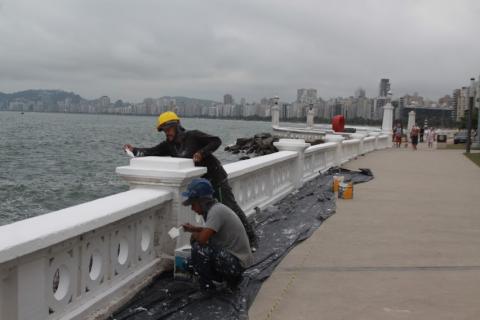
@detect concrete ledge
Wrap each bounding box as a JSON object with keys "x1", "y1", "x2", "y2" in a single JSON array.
[{"x1": 0, "y1": 188, "x2": 172, "y2": 264}]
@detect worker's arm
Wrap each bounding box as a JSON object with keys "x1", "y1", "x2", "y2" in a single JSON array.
[
  {"x1": 191, "y1": 130, "x2": 222, "y2": 158},
  {"x1": 183, "y1": 223, "x2": 216, "y2": 245},
  {"x1": 131, "y1": 141, "x2": 170, "y2": 157}
]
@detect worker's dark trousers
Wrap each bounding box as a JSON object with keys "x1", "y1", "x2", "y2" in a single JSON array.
[
  {"x1": 191, "y1": 241, "x2": 244, "y2": 290},
  {"x1": 212, "y1": 179, "x2": 257, "y2": 247}
]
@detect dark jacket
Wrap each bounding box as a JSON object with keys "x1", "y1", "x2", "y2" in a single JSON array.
[{"x1": 132, "y1": 127, "x2": 227, "y2": 184}]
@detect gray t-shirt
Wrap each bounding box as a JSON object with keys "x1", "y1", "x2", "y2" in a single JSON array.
[{"x1": 205, "y1": 203, "x2": 253, "y2": 268}]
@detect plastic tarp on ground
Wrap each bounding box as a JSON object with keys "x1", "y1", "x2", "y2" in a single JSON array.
[{"x1": 111, "y1": 168, "x2": 373, "y2": 320}]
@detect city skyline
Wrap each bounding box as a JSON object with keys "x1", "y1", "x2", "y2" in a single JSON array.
[{"x1": 1, "y1": 0, "x2": 480, "y2": 102}]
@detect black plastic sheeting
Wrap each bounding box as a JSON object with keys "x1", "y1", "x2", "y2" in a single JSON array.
[{"x1": 110, "y1": 168, "x2": 373, "y2": 320}]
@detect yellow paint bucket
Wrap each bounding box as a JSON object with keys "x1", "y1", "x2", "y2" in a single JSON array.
[
  {"x1": 332, "y1": 176, "x2": 344, "y2": 192},
  {"x1": 338, "y1": 182, "x2": 353, "y2": 199}
]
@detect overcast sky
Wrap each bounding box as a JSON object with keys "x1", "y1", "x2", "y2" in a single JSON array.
[{"x1": 1, "y1": 0, "x2": 479, "y2": 102}]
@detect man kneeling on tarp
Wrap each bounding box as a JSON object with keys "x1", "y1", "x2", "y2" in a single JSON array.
[{"x1": 181, "y1": 178, "x2": 253, "y2": 291}]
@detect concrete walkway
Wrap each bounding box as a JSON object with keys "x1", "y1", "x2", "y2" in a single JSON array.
[{"x1": 250, "y1": 145, "x2": 480, "y2": 320}]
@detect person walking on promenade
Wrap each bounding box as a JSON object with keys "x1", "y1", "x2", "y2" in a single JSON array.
[
  {"x1": 410, "y1": 124, "x2": 420, "y2": 150},
  {"x1": 419, "y1": 126, "x2": 425, "y2": 143},
  {"x1": 123, "y1": 111, "x2": 258, "y2": 250},
  {"x1": 181, "y1": 178, "x2": 253, "y2": 292},
  {"x1": 427, "y1": 127, "x2": 436, "y2": 148},
  {"x1": 393, "y1": 122, "x2": 403, "y2": 148}
]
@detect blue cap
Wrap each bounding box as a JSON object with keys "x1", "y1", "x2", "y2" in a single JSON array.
[{"x1": 181, "y1": 178, "x2": 214, "y2": 206}]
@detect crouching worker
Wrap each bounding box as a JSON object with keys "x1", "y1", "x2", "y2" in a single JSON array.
[{"x1": 181, "y1": 178, "x2": 253, "y2": 292}]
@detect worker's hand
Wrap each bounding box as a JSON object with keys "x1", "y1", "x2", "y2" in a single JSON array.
[
  {"x1": 182, "y1": 223, "x2": 196, "y2": 233},
  {"x1": 193, "y1": 152, "x2": 203, "y2": 163},
  {"x1": 123, "y1": 144, "x2": 133, "y2": 152}
]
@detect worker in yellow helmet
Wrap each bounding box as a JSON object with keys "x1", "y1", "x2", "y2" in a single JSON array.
[{"x1": 124, "y1": 111, "x2": 257, "y2": 251}]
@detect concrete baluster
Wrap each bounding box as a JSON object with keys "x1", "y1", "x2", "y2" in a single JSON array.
[
  {"x1": 368, "y1": 132, "x2": 380, "y2": 150},
  {"x1": 351, "y1": 133, "x2": 367, "y2": 155},
  {"x1": 273, "y1": 139, "x2": 310, "y2": 189},
  {"x1": 324, "y1": 135, "x2": 345, "y2": 166}
]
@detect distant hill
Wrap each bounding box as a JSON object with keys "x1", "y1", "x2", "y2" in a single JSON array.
[
  {"x1": 0, "y1": 89, "x2": 221, "y2": 114},
  {"x1": 3, "y1": 89, "x2": 84, "y2": 104}
]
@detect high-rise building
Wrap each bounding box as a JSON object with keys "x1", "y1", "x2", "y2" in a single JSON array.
[
  {"x1": 453, "y1": 87, "x2": 469, "y2": 122},
  {"x1": 223, "y1": 94, "x2": 234, "y2": 105},
  {"x1": 378, "y1": 79, "x2": 391, "y2": 97},
  {"x1": 354, "y1": 88, "x2": 366, "y2": 99},
  {"x1": 297, "y1": 88, "x2": 317, "y2": 104}
]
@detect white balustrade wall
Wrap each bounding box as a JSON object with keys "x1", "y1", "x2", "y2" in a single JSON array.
[
  {"x1": 341, "y1": 139, "x2": 361, "y2": 163},
  {"x1": 0, "y1": 133, "x2": 391, "y2": 320},
  {"x1": 303, "y1": 142, "x2": 337, "y2": 182},
  {"x1": 224, "y1": 151, "x2": 298, "y2": 216},
  {"x1": 363, "y1": 136, "x2": 376, "y2": 153},
  {"x1": 377, "y1": 135, "x2": 390, "y2": 149},
  {"x1": 0, "y1": 189, "x2": 173, "y2": 320}
]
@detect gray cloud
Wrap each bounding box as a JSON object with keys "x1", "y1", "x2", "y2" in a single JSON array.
[{"x1": 1, "y1": 0, "x2": 479, "y2": 102}]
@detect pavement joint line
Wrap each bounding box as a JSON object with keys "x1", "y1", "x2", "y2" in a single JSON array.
[
  {"x1": 281, "y1": 265, "x2": 480, "y2": 273},
  {"x1": 262, "y1": 241, "x2": 315, "y2": 320}
]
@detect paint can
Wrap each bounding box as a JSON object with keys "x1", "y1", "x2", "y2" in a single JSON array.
[
  {"x1": 338, "y1": 182, "x2": 353, "y2": 199},
  {"x1": 332, "y1": 176, "x2": 344, "y2": 192},
  {"x1": 174, "y1": 246, "x2": 191, "y2": 280}
]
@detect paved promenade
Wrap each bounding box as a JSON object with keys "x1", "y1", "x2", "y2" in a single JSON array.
[{"x1": 250, "y1": 145, "x2": 480, "y2": 320}]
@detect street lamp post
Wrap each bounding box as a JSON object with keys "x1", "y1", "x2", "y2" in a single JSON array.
[
  {"x1": 466, "y1": 78, "x2": 475, "y2": 154},
  {"x1": 472, "y1": 76, "x2": 480, "y2": 150}
]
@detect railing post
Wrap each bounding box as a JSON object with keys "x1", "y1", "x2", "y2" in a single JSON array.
[
  {"x1": 273, "y1": 139, "x2": 310, "y2": 188},
  {"x1": 116, "y1": 157, "x2": 207, "y2": 258}
]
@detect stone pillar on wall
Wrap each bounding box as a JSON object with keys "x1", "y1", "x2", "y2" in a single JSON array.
[
  {"x1": 407, "y1": 111, "x2": 416, "y2": 134},
  {"x1": 306, "y1": 106, "x2": 315, "y2": 128},
  {"x1": 271, "y1": 96, "x2": 280, "y2": 128},
  {"x1": 116, "y1": 157, "x2": 207, "y2": 257}
]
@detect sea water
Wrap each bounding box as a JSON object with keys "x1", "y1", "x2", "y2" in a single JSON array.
[{"x1": 0, "y1": 111, "x2": 272, "y2": 225}]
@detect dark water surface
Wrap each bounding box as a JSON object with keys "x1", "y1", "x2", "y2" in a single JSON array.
[{"x1": 0, "y1": 112, "x2": 272, "y2": 225}]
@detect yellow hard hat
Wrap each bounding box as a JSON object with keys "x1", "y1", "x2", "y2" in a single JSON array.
[{"x1": 156, "y1": 111, "x2": 180, "y2": 131}]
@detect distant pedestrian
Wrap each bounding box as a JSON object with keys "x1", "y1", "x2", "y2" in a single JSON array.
[
  {"x1": 427, "y1": 127, "x2": 436, "y2": 148},
  {"x1": 419, "y1": 126, "x2": 425, "y2": 143},
  {"x1": 410, "y1": 124, "x2": 420, "y2": 150},
  {"x1": 393, "y1": 123, "x2": 403, "y2": 148}
]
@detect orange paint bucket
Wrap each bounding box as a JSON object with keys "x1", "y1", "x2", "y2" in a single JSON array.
[
  {"x1": 332, "y1": 176, "x2": 344, "y2": 192},
  {"x1": 338, "y1": 182, "x2": 353, "y2": 199}
]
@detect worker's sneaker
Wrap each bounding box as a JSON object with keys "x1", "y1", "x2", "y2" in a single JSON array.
[{"x1": 250, "y1": 239, "x2": 258, "y2": 252}]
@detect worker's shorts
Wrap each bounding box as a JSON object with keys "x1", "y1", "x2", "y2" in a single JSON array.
[{"x1": 191, "y1": 241, "x2": 244, "y2": 290}]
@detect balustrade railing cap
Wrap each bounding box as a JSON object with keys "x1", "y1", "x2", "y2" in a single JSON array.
[
  {"x1": 324, "y1": 134, "x2": 345, "y2": 142},
  {"x1": 116, "y1": 157, "x2": 207, "y2": 184},
  {"x1": 130, "y1": 157, "x2": 195, "y2": 170},
  {"x1": 350, "y1": 133, "x2": 368, "y2": 139},
  {"x1": 274, "y1": 139, "x2": 311, "y2": 151},
  {"x1": 368, "y1": 132, "x2": 381, "y2": 137}
]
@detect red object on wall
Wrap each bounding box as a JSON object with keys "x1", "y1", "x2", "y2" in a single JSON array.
[{"x1": 332, "y1": 115, "x2": 345, "y2": 132}]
